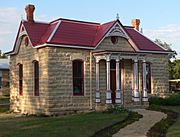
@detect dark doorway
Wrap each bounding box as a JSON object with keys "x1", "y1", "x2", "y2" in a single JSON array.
[
  {"x1": 110, "y1": 60, "x2": 116, "y2": 104},
  {"x1": 146, "y1": 63, "x2": 151, "y2": 94}
]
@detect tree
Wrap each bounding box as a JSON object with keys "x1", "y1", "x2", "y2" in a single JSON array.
[
  {"x1": 154, "y1": 39, "x2": 177, "y2": 59},
  {"x1": 154, "y1": 39, "x2": 179, "y2": 79},
  {"x1": 0, "y1": 50, "x2": 7, "y2": 58},
  {"x1": 169, "y1": 59, "x2": 180, "y2": 79}
]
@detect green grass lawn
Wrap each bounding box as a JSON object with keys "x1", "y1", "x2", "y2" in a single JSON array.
[
  {"x1": 162, "y1": 106, "x2": 180, "y2": 137},
  {"x1": 0, "y1": 96, "x2": 141, "y2": 137},
  {"x1": 0, "y1": 110, "x2": 129, "y2": 137},
  {"x1": 0, "y1": 96, "x2": 9, "y2": 104},
  {"x1": 0, "y1": 96, "x2": 9, "y2": 113}
]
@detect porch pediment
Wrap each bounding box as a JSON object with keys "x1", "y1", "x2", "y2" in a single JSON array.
[
  {"x1": 94, "y1": 21, "x2": 136, "y2": 52},
  {"x1": 105, "y1": 22, "x2": 129, "y2": 39},
  {"x1": 94, "y1": 36, "x2": 135, "y2": 52}
]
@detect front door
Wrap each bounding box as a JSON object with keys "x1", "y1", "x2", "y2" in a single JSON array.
[{"x1": 110, "y1": 60, "x2": 116, "y2": 104}]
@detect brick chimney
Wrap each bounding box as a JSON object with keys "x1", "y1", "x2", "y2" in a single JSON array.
[
  {"x1": 25, "y1": 4, "x2": 35, "y2": 22},
  {"x1": 131, "y1": 19, "x2": 140, "y2": 31}
]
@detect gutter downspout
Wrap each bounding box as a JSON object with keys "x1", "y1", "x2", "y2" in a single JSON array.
[{"x1": 90, "y1": 51, "x2": 93, "y2": 109}]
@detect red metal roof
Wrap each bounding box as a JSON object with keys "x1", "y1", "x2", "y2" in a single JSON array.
[
  {"x1": 16, "y1": 18, "x2": 166, "y2": 52},
  {"x1": 23, "y1": 21, "x2": 49, "y2": 46},
  {"x1": 50, "y1": 20, "x2": 99, "y2": 47},
  {"x1": 125, "y1": 26, "x2": 165, "y2": 51}
]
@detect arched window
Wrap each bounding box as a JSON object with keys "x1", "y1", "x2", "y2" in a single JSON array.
[
  {"x1": 72, "y1": 60, "x2": 84, "y2": 95},
  {"x1": 33, "y1": 61, "x2": 39, "y2": 96},
  {"x1": 18, "y1": 64, "x2": 23, "y2": 95}
]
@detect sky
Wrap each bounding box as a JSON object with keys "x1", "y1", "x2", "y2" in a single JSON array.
[{"x1": 0, "y1": 0, "x2": 180, "y2": 58}]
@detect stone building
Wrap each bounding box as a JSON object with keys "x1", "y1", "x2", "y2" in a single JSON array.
[
  {"x1": 6, "y1": 4, "x2": 171, "y2": 115},
  {"x1": 0, "y1": 59, "x2": 9, "y2": 96}
]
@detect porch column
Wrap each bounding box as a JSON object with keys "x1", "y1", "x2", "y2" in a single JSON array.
[
  {"x1": 95, "y1": 59, "x2": 100, "y2": 103},
  {"x1": 133, "y1": 59, "x2": 140, "y2": 101},
  {"x1": 106, "y1": 55, "x2": 112, "y2": 104},
  {"x1": 115, "y1": 58, "x2": 121, "y2": 104},
  {"x1": 142, "y1": 60, "x2": 148, "y2": 101}
]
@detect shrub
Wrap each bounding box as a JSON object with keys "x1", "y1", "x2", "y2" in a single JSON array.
[
  {"x1": 103, "y1": 105, "x2": 128, "y2": 114},
  {"x1": 149, "y1": 93, "x2": 180, "y2": 106},
  {"x1": 165, "y1": 93, "x2": 180, "y2": 106},
  {"x1": 149, "y1": 96, "x2": 165, "y2": 106}
]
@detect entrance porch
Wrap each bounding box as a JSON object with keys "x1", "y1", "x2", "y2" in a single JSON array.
[{"x1": 94, "y1": 52, "x2": 149, "y2": 108}]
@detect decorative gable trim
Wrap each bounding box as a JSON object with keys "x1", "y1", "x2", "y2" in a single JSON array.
[{"x1": 105, "y1": 22, "x2": 129, "y2": 39}]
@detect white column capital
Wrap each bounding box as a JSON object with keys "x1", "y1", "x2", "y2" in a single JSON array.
[
  {"x1": 106, "y1": 54, "x2": 111, "y2": 62},
  {"x1": 133, "y1": 59, "x2": 138, "y2": 63},
  {"x1": 142, "y1": 59, "x2": 146, "y2": 63},
  {"x1": 95, "y1": 57, "x2": 100, "y2": 63}
]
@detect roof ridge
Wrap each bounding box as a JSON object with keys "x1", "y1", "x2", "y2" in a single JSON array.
[
  {"x1": 23, "y1": 20, "x2": 49, "y2": 25},
  {"x1": 50, "y1": 18, "x2": 100, "y2": 25},
  {"x1": 101, "y1": 20, "x2": 116, "y2": 25},
  {"x1": 47, "y1": 20, "x2": 62, "y2": 42},
  {"x1": 124, "y1": 26, "x2": 134, "y2": 28}
]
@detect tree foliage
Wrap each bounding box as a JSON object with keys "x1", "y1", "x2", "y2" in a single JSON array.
[
  {"x1": 169, "y1": 59, "x2": 180, "y2": 79},
  {"x1": 154, "y1": 39, "x2": 179, "y2": 79},
  {"x1": 0, "y1": 50, "x2": 7, "y2": 58},
  {"x1": 154, "y1": 39, "x2": 177, "y2": 59}
]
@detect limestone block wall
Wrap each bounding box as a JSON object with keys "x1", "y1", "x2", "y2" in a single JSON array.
[
  {"x1": 9, "y1": 35, "x2": 169, "y2": 115},
  {"x1": 98, "y1": 60, "x2": 106, "y2": 107},
  {"x1": 96, "y1": 37, "x2": 135, "y2": 52},
  {"x1": 47, "y1": 47, "x2": 93, "y2": 114},
  {"x1": 146, "y1": 54, "x2": 169, "y2": 97},
  {"x1": 10, "y1": 36, "x2": 49, "y2": 115},
  {"x1": 122, "y1": 59, "x2": 133, "y2": 106}
]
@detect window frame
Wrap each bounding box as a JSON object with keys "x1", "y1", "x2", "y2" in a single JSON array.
[
  {"x1": 18, "y1": 63, "x2": 23, "y2": 96},
  {"x1": 72, "y1": 59, "x2": 84, "y2": 96},
  {"x1": 33, "y1": 60, "x2": 39, "y2": 96}
]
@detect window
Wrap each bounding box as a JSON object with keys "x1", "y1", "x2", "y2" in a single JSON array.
[
  {"x1": 18, "y1": 64, "x2": 23, "y2": 95},
  {"x1": 73, "y1": 60, "x2": 84, "y2": 95},
  {"x1": 146, "y1": 63, "x2": 151, "y2": 93},
  {"x1": 33, "y1": 61, "x2": 39, "y2": 96},
  {"x1": 25, "y1": 36, "x2": 29, "y2": 46},
  {"x1": 111, "y1": 36, "x2": 118, "y2": 44}
]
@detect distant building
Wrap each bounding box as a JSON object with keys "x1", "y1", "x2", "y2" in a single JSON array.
[
  {"x1": 0, "y1": 59, "x2": 9, "y2": 95},
  {"x1": 169, "y1": 79, "x2": 180, "y2": 93}
]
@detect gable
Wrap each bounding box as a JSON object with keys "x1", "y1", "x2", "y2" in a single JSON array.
[
  {"x1": 106, "y1": 22, "x2": 129, "y2": 39},
  {"x1": 95, "y1": 37, "x2": 135, "y2": 52}
]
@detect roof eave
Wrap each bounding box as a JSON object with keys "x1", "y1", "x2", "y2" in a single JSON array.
[{"x1": 138, "y1": 50, "x2": 173, "y2": 54}]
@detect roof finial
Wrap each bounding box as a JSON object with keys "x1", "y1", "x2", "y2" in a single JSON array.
[
  {"x1": 116, "y1": 13, "x2": 119, "y2": 20},
  {"x1": 21, "y1": 14, "x2": 25, "y2": 22}
]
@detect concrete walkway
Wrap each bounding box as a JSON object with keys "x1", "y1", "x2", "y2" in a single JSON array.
[{"x1": 113, "y1": 109, "x2": 167, "y2": 137}]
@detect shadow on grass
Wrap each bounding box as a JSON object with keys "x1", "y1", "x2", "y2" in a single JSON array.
[
  {"x1": 92, "y1": 111, "x2": 142, "y2": 137},
  {"x1": 147, "y1": 105, "x2": 178, "y2": 137}
]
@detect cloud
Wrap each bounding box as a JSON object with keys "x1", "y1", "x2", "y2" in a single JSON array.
[
  {"x1": 144, "y1": 24, "x2": 180, "y2": 58},
  {"x1": 0, "y1": 8, "x2": 21, "y2": 52},
  {"x1": 0, "y1": 8, "x2": 56, "y2": 53}
]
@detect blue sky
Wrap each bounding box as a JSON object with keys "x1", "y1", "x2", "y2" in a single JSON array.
[{"x1": 0, "y1": 0, "x2": 180, "y2": 58}]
